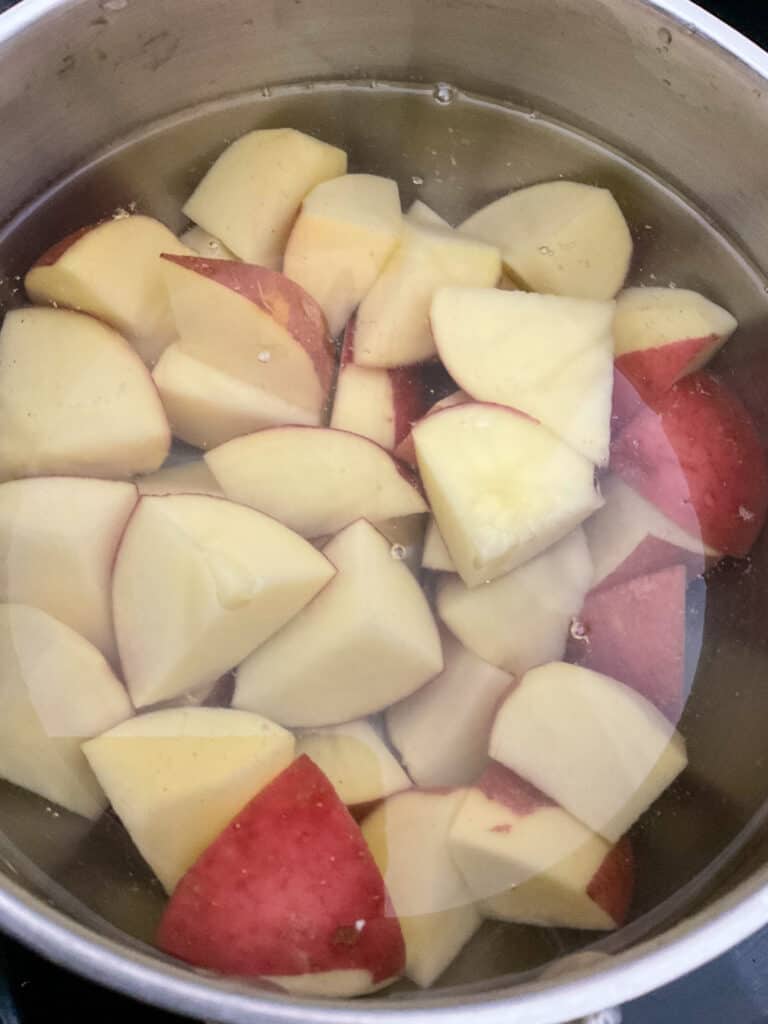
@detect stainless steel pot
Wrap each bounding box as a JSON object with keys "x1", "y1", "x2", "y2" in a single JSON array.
[{"x1": 2, "y1": 0, "x2": 768, "y2": 1021}]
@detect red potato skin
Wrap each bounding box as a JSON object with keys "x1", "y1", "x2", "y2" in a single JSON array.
[
  {"x1": 349, "y1": 799, "x2": 383, "y2": 824},
  {"x1": 586, "y1": 836, "x2": 634, "y2": 927},
  {"x1": 32, "y1": 224, "x2": 94, "y2": 268},
  {"x1": 341, "y1": 319, "x2": 427, "y2": 448},
  {"x1": 160, "y1": 255, "x2": 336, "y2": 395},
  {"x1": 339, "y1": 319, "x2": 357, "y2": 371},
  {"x1": 567, "y1": 564, "x2": 687, "y2": 721},
  {"x1": 475, "y1": 764, "x2": 634, "y2": 925},
  {"x1": 611, "y1": 372, "x2": 768, "y2": 557},
  {"x1": 157, "y1": 755, "x2": 405, "y2": 983},
  {"x1": 595, "y1": 534, "x2": 707, "y2": 593},
  {"x1": 477, "y1": 761, "x2": 554, "y2": 815},
  {"x1": 615, "y1": 335, "x2": 719, "y2": 411},
  {"x1": 611, "y1": 366, "x2": 645, "y2": 436}
]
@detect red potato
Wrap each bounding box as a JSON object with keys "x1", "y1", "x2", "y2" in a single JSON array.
[
  {"x1": 568, "y1": 564, "x2": 687, "y2": 721},
  {"x1": 157, "y1": 755, "x2": 405, "y2": 994},
  {"x1": 84, "y1": 707, "x2": 295, "y2": 892},
  {"x1": 233, "y1": 520, "x2": 442, "y2": 727},
  {"x1": 413, "y1": 402, "x2": 603, "y2": 587},
  {"x1": 295, "y1": 720, "x2": 410, "y2": 807},
  {"x1": 459, "y1": 181, "x2": 632, "y2": 301},
  {"x1": 449, "y1": 763, "x2": 634, "y2": 930},
  {"x1": 490, "y1": 662, "x2": 688, "y2": 842},
  {"x1": 0, "y1": 604, "x2": 133, "y2": 820},
  {"x1": 583, "y1": 835, "x2": 635, "y2": 930},
  {"x1": 160, "y1": 255, "x2": 335, "y2": 424},
  {"x1": 613, "y1": 287, "x2": 737, "y2": 410},
  {"x1": 361, "y1": 788, "x2": 481, "y2": 987},
  {"x1": 394, "y1": 390, "x2": 470, "y2": 468},
  {"x1": 352, "y1": 221, "x2": 501, "y2": 368},
  {"x1": 611, "y1": 372, "x2": 768, "y2": 557},
  {"x1": 0, "y1": 477, "x2": 137, "y2": 662},
  {"x1": 113, "y1": 493, "x2": 335, "y2": 708},
  {"x1": 436, "y1": 528, "x2": 594, "y2": 676},
  {"x1": 25, "y1": 214, "x2": 191, "y2": 365},
  {"x1": 283, "y1": 173, "x2": 403, "y2": 337},
  {"x1": 182, "y1": 128, "x2": 348, "y2": 268},
  {"x1": 584, "y1": 475, "x2": 717, "y2": 591},
  {"x1": 152, "y1": 343, "x2": 318, "y2": 450},
  {"x1": 431, "y1": 287, "x2": 616, "y2": 464},
  {"x1": 0, "y1": 308, "x2": 170, "y2": 482},
  {"x1": 330, "y1": 318, "x2": 426, "y2": 451},
  {"x1": 611, "y1": 364, "x2": 646, "y2": 433},
  {"x1": 386, "y1": 631, "x2": 513, "y2": 787},
  {"x1": 205, "y1": 427, "x2": 427, "y2": 540}
]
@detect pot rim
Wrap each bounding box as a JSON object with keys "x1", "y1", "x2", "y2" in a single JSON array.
[{"x1": 2, "y1": 0, "x2": 768, "y2": 1020}]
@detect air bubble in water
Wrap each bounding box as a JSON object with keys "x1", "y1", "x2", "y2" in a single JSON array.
[
  {"x1": 658, "y1": 26, "x2": 672, "y2": 46},
  {"x1": 257, "y1": 351, "x2": 271, "y2": 363},
  {"x1": 390, "y1": 543, "x2": 407, "y2": 561},
  {"x1": 539, "y1": 245, "x2": 553, "y2": 256},
  {"x1": 261, "y1": 86, "x2": 272, "y2": 98},
  {"x1": 101, "y1": 0, "x2": 127, "y2": 10},
  {"x1": 528, "y1": 110, "x2": 540, "y2": 120},
  {"x1": 411, "y1": 175, "x2": 424, "y2": 186},
  {"x1": 433, "y1": 82, "x2": 456, "y2": 105}
]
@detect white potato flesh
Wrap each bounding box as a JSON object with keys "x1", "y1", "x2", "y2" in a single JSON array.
[
  {"x1": 206, "y1": 427, "x2": 426, "y2": 539},
  {"x1": 234, "y1": 519, "x2": 443, "y2": 727},
  {"x1": 0, "y1": 308, "x2": 170, "y2": 481},
  {"x1": 113, "y1": 494, "x2": 335, "y2": 707},
  {"x1": 460, "y1": 180, "x2": 631, "y2": 300},
  {"x1": 432, "y1": 288, "x2": 615, "y2": 464},
  {"x1": 436, "y1": 528, "x2": 593, "y2": 673},
  {"x1": 84, "y1": 707, "x2": 294, "y2": 891},
  {"x1": 0, "y1": 604, "x2": 132, "y2": 819},
  {"x1": 490, "y1": 662, "x2": 688, "y2": 841},
  {"x1": 362, "y1": 789, "x2": 481, "y2": 987},
  {"x1": 183, "y1": 128, "x2": 347, "y2": 267},
  {"x1": 414, "y1": 403, "x2": 602, "y2": 586},
  {"x1": 283, "y1": 174, "x2": 403, "y2": 336}
]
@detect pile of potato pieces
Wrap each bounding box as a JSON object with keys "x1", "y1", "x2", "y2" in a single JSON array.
[{"x1": 0, "y1": 125, "x2": 765, "y2": 995}]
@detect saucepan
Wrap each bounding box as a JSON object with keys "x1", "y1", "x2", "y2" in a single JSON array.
[{"x1": 1, "y1": 0, "x2": 768, "y2": 1021}]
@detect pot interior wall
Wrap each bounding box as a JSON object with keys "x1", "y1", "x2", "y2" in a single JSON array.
[{"x1": 1, "y1": 0, "x2": 768, "y2": 1003}]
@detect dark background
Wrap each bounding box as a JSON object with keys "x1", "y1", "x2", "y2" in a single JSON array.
[{"x1": 0, "y1": 0, "x2": 767, "y2": 1021}]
